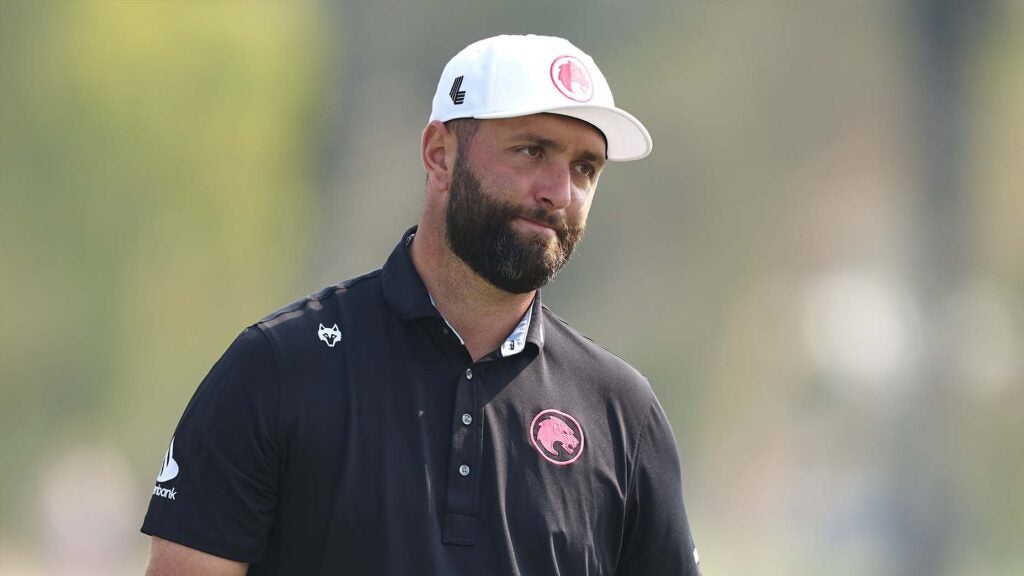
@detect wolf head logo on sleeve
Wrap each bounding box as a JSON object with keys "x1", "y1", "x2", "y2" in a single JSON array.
[{"x1": 318, "y1": 323, "x2": 342, "y2": 347}]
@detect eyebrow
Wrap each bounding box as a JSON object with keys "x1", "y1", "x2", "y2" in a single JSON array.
[{"x1": 511, "y1": 132, "x2": 606, "y2": 164}]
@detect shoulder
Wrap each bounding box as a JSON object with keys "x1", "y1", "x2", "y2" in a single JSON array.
[
  {"x1": 540, "y1": 304, "x2": 656, "y2": 405},
  {"x1": 257, "y1": 269, "x2": 383, "y2": 332},
  {"x1": 240, "y1": 269, "x2": 386, "y2": 387}
]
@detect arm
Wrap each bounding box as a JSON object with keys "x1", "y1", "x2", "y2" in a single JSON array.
[
  {"x1": 141, "y1": 327, "x2": 284, "y2": 566},
  {"x1": 145, "y1": 537, "x2": 248, "y2": 576},
  {"x1": 616, "y1": 397, "x2": 702, "y2": 576}
]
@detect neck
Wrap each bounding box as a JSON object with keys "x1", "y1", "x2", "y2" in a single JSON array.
[{"x1": 410, "y1": 224, "x2": 534, "y2": 362}]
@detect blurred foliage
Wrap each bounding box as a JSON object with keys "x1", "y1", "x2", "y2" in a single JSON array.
[
  {"x1": 0, "y1": 0, "x2": 331, "y2": 544},
  {"x1": 0, "y1": 2, "x2": 1022, "y2": 575}
]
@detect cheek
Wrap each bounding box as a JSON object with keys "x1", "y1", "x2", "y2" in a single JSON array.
[
  {"x1": 473, "y1": 160, "x2": 523, "y2": 200},
  {"x1": 574, "y1": 189, "x2": 596, "y2": 223}
]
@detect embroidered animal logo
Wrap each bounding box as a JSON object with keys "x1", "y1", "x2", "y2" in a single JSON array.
[
  {"x1": 530, "y1": 409, "x2": 585, "y2": 465},
  {"x1": 538, "y1": 417, "x2": 579, "y2": 456},
  {"x1": 550, "y1": 55, "x2": 594, "y2": 102},
  {"x1": 318, "y1": 323, "x2": 342, "y2": 347}
]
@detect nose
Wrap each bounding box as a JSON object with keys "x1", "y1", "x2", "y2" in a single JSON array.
[{"x1": 533, "y1": 162, "x2": 573, "y2": 211}]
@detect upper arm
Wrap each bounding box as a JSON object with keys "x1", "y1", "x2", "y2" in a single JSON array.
[
  {"x1": 616, "y1": 397, "x2": 702, "y2": 576},
  {"x1": 145, "y1": 536, "x2": 248, "y2": 576},
  {"x1": 140, "y1": 326, "x2": 285, "y2": 562}
]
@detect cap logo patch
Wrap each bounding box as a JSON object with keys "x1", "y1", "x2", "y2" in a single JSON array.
[
  {"x1": 550, "y1": 56, "x2": 593, "y2": 103},
  {"x1": 449, "y1": 75, "x2": 466, "y2": 105},
  {"x1": 530, "y1": 409, "x2": 585, "y2": 465}
]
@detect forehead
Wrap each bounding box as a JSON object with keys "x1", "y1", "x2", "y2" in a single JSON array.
[{"x1": 476, "y1": 113, "x2": 607, "y2": 159}]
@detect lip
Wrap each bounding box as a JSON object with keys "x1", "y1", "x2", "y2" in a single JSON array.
[{"x1": 515, "y1": 217, "x2": 556, "y2": 235}]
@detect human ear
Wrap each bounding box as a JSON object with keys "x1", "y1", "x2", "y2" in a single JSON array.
[{"x1": 421, "y1": 120, "x2": 455, "y2": 192}]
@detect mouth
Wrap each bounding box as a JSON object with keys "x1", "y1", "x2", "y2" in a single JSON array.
[{"x1": 514, "y1": 216, "x2": 557, "y2": 236}]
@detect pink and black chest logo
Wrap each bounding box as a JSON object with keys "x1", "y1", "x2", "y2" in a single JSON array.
[{"x1": 530, "y1": 409, "x2": 585, "y2": 465}]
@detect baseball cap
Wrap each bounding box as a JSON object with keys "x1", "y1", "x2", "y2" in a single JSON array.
[{"x1": 429, "y1": 34, "x2": 653, "y2": 161}]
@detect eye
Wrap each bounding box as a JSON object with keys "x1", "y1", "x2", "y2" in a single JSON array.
[
  {"x1": 574, "y1": 162, "x2": 596, "y2": 178},
  {"x1": 519, "y1": 146, "x2": 542, "y2": 158}
]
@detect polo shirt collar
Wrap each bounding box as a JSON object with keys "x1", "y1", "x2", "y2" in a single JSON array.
[
  {"x1": 523, "y1": 290, "x2": 545, "y2": 351},
  {"x1": 381, "y1": 227, "x2": 440, "y2": 321},
  {"x1": 499, "y1": 303, "x2": 531, "y2": 357},
  {"x1": 381, "y1": 226, "x2": 546, "y2": 352}
]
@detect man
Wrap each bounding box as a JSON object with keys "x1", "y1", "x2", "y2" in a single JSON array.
[{"x1": 142, "y1": 34, "x2": 701, "y2": 576}]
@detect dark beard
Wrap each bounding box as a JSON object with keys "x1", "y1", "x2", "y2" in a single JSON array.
[{"x1": 445, "y1": 152, "x2": 584, "y2": 294}]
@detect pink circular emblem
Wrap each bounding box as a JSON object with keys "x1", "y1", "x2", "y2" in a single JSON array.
[
  {"x1": 530, "y1": 409, "x2": 585, "y2": 465},
  {"x1": 549, "y1": 55, "x2": 594, "y2": 103}
]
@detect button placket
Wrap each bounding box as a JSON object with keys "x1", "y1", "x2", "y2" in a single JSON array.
[{"x1": 442, "y1": 363, "x2": 483, "y2": 545}]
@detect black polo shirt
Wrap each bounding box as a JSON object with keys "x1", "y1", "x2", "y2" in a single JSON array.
[{"x1": 142, "y1": 228, "x2": 701, "y2": 575}]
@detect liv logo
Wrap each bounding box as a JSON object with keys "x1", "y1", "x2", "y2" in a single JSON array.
[{"x1": 449, "y1": 75, "x2": 466, "y2": 105}]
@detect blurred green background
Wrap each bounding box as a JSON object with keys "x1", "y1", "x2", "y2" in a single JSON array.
[{"x1": 1, "y1": 2, "x2": 1022, "y2": 575}]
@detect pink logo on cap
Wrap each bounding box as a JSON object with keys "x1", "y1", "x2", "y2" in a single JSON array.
[
  {"x1": 530, "y1": 409, "x2": 585, "y2": 465},
  {"x1": 550, "y1": 56, "x2": 593, "y2": 103}
]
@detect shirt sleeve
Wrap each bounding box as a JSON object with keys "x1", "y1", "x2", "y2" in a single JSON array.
[
  {"x1": 141, "y1": 326, "x2": 284, "y2": 563},
  {"x1": 616, "y1": 395, "x2": 702, "y2": 576}
]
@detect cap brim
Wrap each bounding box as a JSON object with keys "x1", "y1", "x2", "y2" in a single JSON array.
[{"x1": 474, "y1": 105, "x2": 653, "y2": 162}]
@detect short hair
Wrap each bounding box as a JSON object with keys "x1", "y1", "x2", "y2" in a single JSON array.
[{"x1": 445, "y1": 118, "x2": 480, "y2": 156}]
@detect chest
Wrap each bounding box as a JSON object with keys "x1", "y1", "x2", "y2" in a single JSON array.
[{"x1": 279, "y1": 342, "x2": 631, "y2": 573}]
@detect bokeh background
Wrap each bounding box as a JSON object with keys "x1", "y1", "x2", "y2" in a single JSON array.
[{"x1": 1, "y1": 2, "x2": 1022, "y2": 575}]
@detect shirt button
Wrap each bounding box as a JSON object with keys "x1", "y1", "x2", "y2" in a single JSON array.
[
  {"x1": 459, "y1": 464, "x2": 471, "y2": 477},
  {"x1": 461, "y1": 413, "x2": 473, "y2": 426},
  {"x1": 465, "y1": 368, "x2": 473, "y2": 380},
  {"x1": 442, "y1": 327, "x2": 450, "y2": 336}
]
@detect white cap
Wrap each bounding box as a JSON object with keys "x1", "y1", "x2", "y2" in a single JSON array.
[{"x1": 429, "y1": 34, "x2": 653, "y2": 161}]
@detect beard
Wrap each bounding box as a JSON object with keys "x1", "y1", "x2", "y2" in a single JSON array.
[{"x1": 445, "y1": 151, "x2": 585, "y2": 294}]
